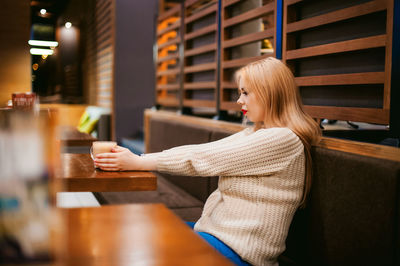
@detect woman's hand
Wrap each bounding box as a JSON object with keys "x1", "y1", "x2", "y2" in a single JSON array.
[{"x1": 94, "y1": 146, "x2": 140, "y2": 171}]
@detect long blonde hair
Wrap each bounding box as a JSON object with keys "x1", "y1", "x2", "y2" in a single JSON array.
[{"x1": 236, "y1": 57, "x2": 321, "y2": 207}]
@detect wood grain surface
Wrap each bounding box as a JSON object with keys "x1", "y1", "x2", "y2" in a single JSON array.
[
  {"x1": 56, "y1": 153, "x2": 157, "y2": 192},
  {"x1": 54, "y1": 204, "x2": 232, "y2": 266}
]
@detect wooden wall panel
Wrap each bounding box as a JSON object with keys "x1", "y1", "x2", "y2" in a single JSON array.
[
  {"x1": 183, "y1": 0, "x2": 219, "y2": 113},
  {"x1": 154, "y1": 0, "x2": 395, "y2": 128},
  {"x1": 220, "y1": 0, "x2": 277, "y2": 111},
  {"x1": 156, "y1": 4, "x2": 182, "y2": 109},
  {"x1": 283, "y1": 0, "x2": 393, "y2": 125},
  {"x1": 0, "y1": 0, "x2": 30, "y2": 106},
  {"x1": 95, "y1": 0, "x2": 115, "y2": 109}
]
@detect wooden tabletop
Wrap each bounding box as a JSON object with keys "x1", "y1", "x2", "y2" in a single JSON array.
[
  {"x1": 59, "y1": 125, "x2": 97, "y2": 147},
  {"x1": 54, "y1": 204, "x2": 232, "y2": 265},
  {"x1": 56, "y1": 153, "x2": 157, "y2": 192}
]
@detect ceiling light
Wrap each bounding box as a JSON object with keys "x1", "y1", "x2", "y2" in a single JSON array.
[
  {"x1": 40, "y1": 9, "x2": 46, "y2": 15},
  {"x1": 65, "y1": 22, "x2": 72, "y2": 29},
  {"x1": 28, "y1": 40, "x2": 58, "y2": 47},
  {"x1": 30, "y1": 48, "x2": 54, "y2": 55}
]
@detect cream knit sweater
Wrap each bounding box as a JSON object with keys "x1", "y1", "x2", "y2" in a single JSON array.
[{"x1": 156, "y1": 127, "x2": 305, "y2": 266}]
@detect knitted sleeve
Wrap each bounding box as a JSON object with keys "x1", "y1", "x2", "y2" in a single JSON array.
[{"x1": 157, "y1": 127, "x2": 304, "y2": 177}]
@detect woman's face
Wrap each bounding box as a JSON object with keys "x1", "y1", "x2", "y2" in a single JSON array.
[{"x1": 237, "y1": 78, "x2": 265, "y2": 123}]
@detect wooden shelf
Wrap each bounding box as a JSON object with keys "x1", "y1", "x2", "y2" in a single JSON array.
[
  {"x1": 286, "y1": 35, "x2": 386, "y2": 60},
  {"x1": 295, "y1": 72, "x2": 385, "y2": 86}
]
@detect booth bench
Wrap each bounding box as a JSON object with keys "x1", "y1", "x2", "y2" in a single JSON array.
[{"x1": 98, "y1": 109, "x2": 400, "y2": 266}]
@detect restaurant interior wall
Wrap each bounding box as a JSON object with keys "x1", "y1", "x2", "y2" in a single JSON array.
[{"x1": 155, "y1": 0, "x2": 400, "y2": 144}]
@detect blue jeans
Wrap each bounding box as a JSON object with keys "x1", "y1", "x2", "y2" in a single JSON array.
[{"x1": 185, "y1": 222, "x2": 252, "y2": 266}]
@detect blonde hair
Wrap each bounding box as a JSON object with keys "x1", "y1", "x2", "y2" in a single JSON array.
[{"x1": 236, "y1": 57, "x2": 321, "y2": 207}]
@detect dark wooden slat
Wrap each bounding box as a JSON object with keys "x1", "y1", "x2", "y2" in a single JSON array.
[
  {"x1": 222, "y1": 54, "x2": 270, "y2": 69},
  {"x1": 285, "y1": 0, "x2": 303, "y2": 6},
  {"x1": 157, "y1": 97, "x2": 179, "y2": 107},
  {"x1": 223, "y1": 0, "x2": 242, "y2": 8},
  {"x1": 157, "y1": 84, "x2": 180, "y2": 91},
  {"x1": 223, "y1": 3, "x2": 274, "y2": 28},
  {"x1": 183, "y1": 99, "x2": 216, "y2": 108},
  {"x1": 184, "y1": 82, "x2": 216, "y2": 89},
  {"x1": 184, "y1": 43, "x2": 217, "y2": 57},
  {"x1": 185, "y1": 0, "x2": 199, "y2": 8},
  {"x1": 184, "y1": 62, "x2": 217, "y2": 73},
  {"x1": 295, "y1": 72, "x2": 385, "y2": 86},
  {"x1": 286, "y1": 35, "x2": 386, "y2": 60},
  {"x1": 184, "y1": 24, "x2": 217, "y2": 41},
  {"x1": 286, "y1": 0, "x2": 387, "y2": 33},
  {"x1": 157, "y1": 20, "x2": 180, "y2": 36},
  {"x1": 157, "y1": 68, "x2": 180, "y2": 76},
  {"x1": 383, "y1": 0, "x2": 394, "y2": 109},
  {"x1": 157, "y1": 53, "x2": 179, "y2": 63},
  {"x1": 158, "y1": 4, "x2": 180, "y2": 21},
  {"x1": 158, "y1": 37, "x2": 180, "y2": 50},
  {"x1": 221, "y1": 101, "x2": 240, "y2": 111},
  {"x1": 223, "y1": 28, "x2": 274, "y2": 48},
  {"x1": 303, "y1": 106, "x2": 389, "y2": 124},
  {"x1": 221, "y1": 81, "x2": 237, "y2": 88},
  {"x1": 185, "y1": 4, "x2": 217, "y2": 24}
]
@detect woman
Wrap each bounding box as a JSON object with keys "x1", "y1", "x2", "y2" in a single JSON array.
[{"x1": 94, "y1": 57, "x2": 321, "y2": 266}]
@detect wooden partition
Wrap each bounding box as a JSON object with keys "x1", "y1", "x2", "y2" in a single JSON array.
[
  {"x1": 183, "y1": 0, "x2": 219, "y2": 113},
  {"x1": 156, "y1": 4, "x2": 182, "y2": 109},
  {"x1": 283, "y1": 0, "x2": 393, "y2": 125},
  {"x1": 94, "y1": 0, "x2": 115, "y2": 109},
  {"x1": 220, "y1": 0, "x2": 277, "y2": 111},
  {"x1": 154, "y1": 0, "x2": 397, "y2": 132}
]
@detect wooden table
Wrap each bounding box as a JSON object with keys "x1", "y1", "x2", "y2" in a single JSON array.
[
  {"x1": 54, "y1": 204, "x2": 232, "y2": 265},
  {"x1": 59, "y1": 125, "x2": 97, "y2": 147},
  {"x1": 56, "y1": 153, "x2": 157, "y2": 192}
]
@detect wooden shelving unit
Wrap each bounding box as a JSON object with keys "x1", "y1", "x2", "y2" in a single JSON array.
[
  {"x1": 183, "y1": 0, "x2": 219, "y2": 112},
  {"x1": 283, "y1": 0, "x2": 393, "y2": 124},
  {"x1": 156, "y1": 4, "x2": 182, "y2": 108},
  {"x1": 153, "y1": 0, "x2": 396, "y2": 132},
  {"x1": 220, "y1": 0, "x2": 277, "y2": 111}
]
